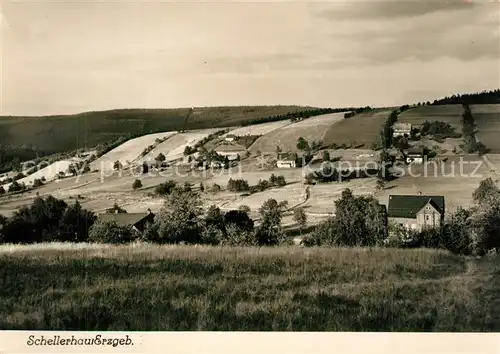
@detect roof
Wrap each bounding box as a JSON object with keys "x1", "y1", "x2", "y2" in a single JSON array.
[
  {"x1": 226, "y1": 134, "x2": 236, "y2": 138},
  {"x1": 98, "y1": 213, "x2": 153, "y2": 227},
  {"x1": 406, "y1": 147, "x2": 424, "y2": 156},
  {"x1": 277, "y1": 152, "x2": 295, "y2": 161},
  {"x1": 393, "y1": 123, "x2": 412, "y2": 130},
  {"x1": 388, "y1": 195, "x2": 445, "y2": 219}
]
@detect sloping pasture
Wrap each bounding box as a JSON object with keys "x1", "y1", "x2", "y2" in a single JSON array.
[
  {"x1": 89, "y1": 131, "x2": 177, "y2": 172},
  {"x1": 221, "y1": 120, "x2": 293, "y2": 138},
  {"x1": 321, "y1": 109, "x2": 392, "y2": 149},
  {"x1": 248, "y1": 113, "x2": 346, "y2": 154},
  {"x1": 138, "y1": 129, "x2": 221, "y2": 163}
]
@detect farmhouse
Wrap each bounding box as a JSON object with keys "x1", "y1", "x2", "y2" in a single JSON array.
[
  {"x1": 98, "y1": 211, "x2": 155, "y2": 233},
  {"x1": 405, "y1": 147, "x2": 425, "y2": 164},
  {"x1": 388, "y1": 195, "x2": 445, "y2": 232},
  {"x1": 392, "y1": 123, "x2": 412, "y2": 137},
  {"x1": 225, "y1": 134, "x2": 237, "y2": 142},
  {"x1": 276, "y1": 153, "x2": 296, "y2": 169}
]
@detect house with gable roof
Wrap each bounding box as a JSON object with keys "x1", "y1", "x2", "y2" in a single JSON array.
[
  {"x1": 387, "y1": 194, "x2": 445, "y2": 232},
  {"x1": 97, "y1": 210, "x2": 155, "y2": 233}
]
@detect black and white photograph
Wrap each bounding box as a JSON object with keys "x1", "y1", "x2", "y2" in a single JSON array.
[{"x1": 0, "y1": 0, "x2": 500, "y2": 335}]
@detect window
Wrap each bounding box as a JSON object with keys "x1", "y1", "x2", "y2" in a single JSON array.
[{"x1": 426, "y1": 215, "x2": 430, "y2": 221}]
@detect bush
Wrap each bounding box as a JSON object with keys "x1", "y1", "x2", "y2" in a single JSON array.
[
  {"x1": 322, "y1": 150, "x2": 330, "y2": 162},
  {"x1": 155, "y1": 153, "x2": 166, "y2": 162},
  {"x1": 275, "y1": 175, "x2": 286, "y2": 187},
  {"x1": 257, "y1": 179, "x2": 270, "y2": 192},
  {"x1": 224, "y1": 209, "x2": 254, "y2": 232},
  {"x1": 476, "y1": 142, "x2": 488, "y2": 156},
  {"x1": 200, "y1": 224, "x2": 225, "y2": 245},
  {"x1": 13, "y1": 172, "x2": 25, "y2": 181},
  {"x1": 8, "y1": 181, "x2": 24, "y2": 193},
  {"x1": 0, "y1": 185, "x2": 5, "y2": 195},
  {"x1": 221, "y1": 224, "x2": 257, "y2": 246},
  {"x1": 1, "y1": 195, "x2": 68, "y2": 244},
  {"x1": 106, "y1": 203, "x2": 127, "y2": 214},
  {"x1": 309, "y1": 189, "x2": 387, "y2": 247},
  {"x1": 473, "y1": 178, "x2": 500, "y2": 205},
  {"x1": 304, "y1": 173, "x2": 316, "y2": 185},
  {"x1": 153, "y1": 188, "x2": 204, "y2": 244},
  {"x1": 184, "y1": 146, "x2": 195, "y2": 156},
  {"x1": 227, "y1": 178, "x2": 249, "y2": 192},
  {"x1": 154, "y1": 180, "x2": 177, "y2": 196},
  {"x1": 132, "y1": 179, "x2": 142, "y2": 190},
  {"x1": 88, "y1": 220, "x2": 138, "y2": 244},
  {"x1": 256, "y1": 199, "x2": 287, "y2": 246},
  {"x1": 57, "y1": 201, "x2": 96, "y2": 242},
  {"x1": 238, "y1": 205, "x2": 251, "y2": 213},
  {"x1": 33, "y1": 179, "x2": 44, "y2": 188}
]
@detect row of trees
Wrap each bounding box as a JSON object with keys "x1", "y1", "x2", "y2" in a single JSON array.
[
  {"x1": 3, "y1": 176, "x2": 500, "y2": 254},
  {"x1": 461, "y1": 104, "x2": 487, "y2": 155},
  {"x1": 420, "y1": 121, "x2": 460, "y2": 139},
  {"x1": 0, "y1": 196, "x2": 96, "y2": 244},
  {"x1": 240, "y1": 108, "x2": 351, "y2": 127},
  {"x1": 137, "y1": 188, "x2": 289, "y2": 246},
  {"x1": 380, "y1": 110, "x2": 399, "y2": 150},
  {"x1": 344, "y1": 106, "x2": 372, "y2": 119},
  {"x1": 227, "y1": 174, "x2": 287, "y2": 193},
  {"x1": 431, "y1": 89, "x2": 500, "y2": 105}
]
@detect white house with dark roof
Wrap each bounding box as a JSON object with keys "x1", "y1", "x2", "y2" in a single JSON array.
[
  {"x1": 388, "y1": 195, "x2": 445, "y2": 232},
  {"x1": 392, "y1": 123, "x2": 412, "y2": 137}
]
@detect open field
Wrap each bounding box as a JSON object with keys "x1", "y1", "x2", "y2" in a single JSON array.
[
  {"x1": 138, "y1": 129, "x2": 221, "y2": 163},
  {"x1": 214, "y1": 142, "x2": 247, "y2": 156},
  {"x1": 0, "y1": 106, "x2": 317, "y2": 157},
  {"x1": 3, "y1": 148, "x2": 500, "y2": 229},
  {"x1": 221, "y1": 183, "x2": 307, "y2": 212},
  {"x1": 398, "y1": 104, "x2": 500, "y2": 152},
  {"x1": 1, "y1": 159, "x2": 75, "y2": 191},
  {"x1": 89, "y1": 131, "x2": 177, "y2": 172},
  {"x1": 1, "y1": 244, "x2": 499, "y2": 331},
  {"x1": 222, "y1": 120, "x2": 293, "y2": 138},
  {"x1": 249, "y1": 112, "x2": 346, "y2": 154},
  {"x1": 304, "y1": 178, "x2": 378, "y2": 214},
  {"x1": 322, "y1": 109, "x2": 392, "y2": 148}
]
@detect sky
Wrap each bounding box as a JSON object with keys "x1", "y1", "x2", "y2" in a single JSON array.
[{"x1": 1, "y1": 0, "x2": 499, "y2": 116}]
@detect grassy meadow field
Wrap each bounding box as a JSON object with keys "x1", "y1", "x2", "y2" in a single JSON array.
[
  {"x1": 248, "y1": 112, "x2": 346, "y2": 154},
  {"x1": 1, "y1": 243, "x2": 499, "y2": 331},
  {"x1": 321, "y1": 109, "x2": 392, "y2": 148}
]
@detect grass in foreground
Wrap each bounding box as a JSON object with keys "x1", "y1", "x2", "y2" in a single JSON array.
[{"x1": 0, "y1": 243, "x2": 499, "y2": 331}]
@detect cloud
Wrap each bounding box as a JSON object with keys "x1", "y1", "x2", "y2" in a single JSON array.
[
  {"x1": 313, "y1": 0, "x2": 477, "y2": 21},
  {"x1": 311, "y1": 2, "x2": 498, "y2": 64}
]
